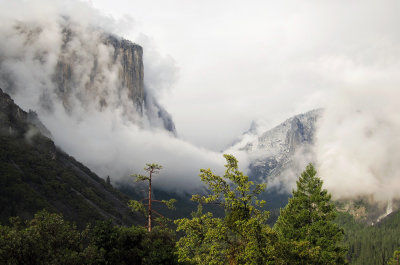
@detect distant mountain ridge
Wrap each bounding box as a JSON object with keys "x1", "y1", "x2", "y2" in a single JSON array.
[
  {"x1": 228, "y1": 109, "x2": 321, "y2": 192},
  {"x1": 0, "y1": 88, "x2": 141, "y2": 227},
  {"x1": 229, "y1": 109, "x2": 400, "y2": 225}
]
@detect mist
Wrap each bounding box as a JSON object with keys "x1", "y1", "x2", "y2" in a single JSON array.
[
  {"x1": 0, "y1": 0, "x2": 225, "y2": 192},
  {"x1": 316, "y1": 87, "x2": 400, "y2": 203},
  {"x1": 1, "y1": 0, "x2": 400, "y2": 204}
]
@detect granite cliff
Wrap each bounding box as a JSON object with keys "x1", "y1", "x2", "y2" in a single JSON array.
[
  {"x1": 54, "y1": 31, "x2": 145, "y2": 114},
  {"x1": 0, "y1": 19, "x2": 175, "y2": 133}
]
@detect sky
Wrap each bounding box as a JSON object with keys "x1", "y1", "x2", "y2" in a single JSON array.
[
  {"x1": 1, "y1": 0, "x2": 400, "y2": 202},
  {"x1": 86, "y1": 0, "x2": 400, "y2": 150}
]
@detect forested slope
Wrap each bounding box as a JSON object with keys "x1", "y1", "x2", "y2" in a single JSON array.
[{"x1": 0, "y1": 88, "x2": 142, "y2": 227}]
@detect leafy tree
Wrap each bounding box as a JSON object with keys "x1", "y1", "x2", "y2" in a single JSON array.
[
  {"x1": 128, "y1": 163, "x2": 176, "y2": 232},
  {"x1": 388, "y1": 248, "x2": 400, "y2": 265},
  {"x1": 91, "y1": 220, "x2": 179, "y2": 265},
  {"x1": 175, "y1": 154, "x2": 277, "y2": 265},
  {"x1": 0, "y1": 210, "x2": 179, "y2": 265},
  {"x1": 0, "y1": 210, "x2": 99, "y2": 265},
  {"x1": 274, "y1": 164, "x2": 347, "y2": 265}
]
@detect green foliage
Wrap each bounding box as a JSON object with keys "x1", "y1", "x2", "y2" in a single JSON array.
[
  {"x1": 388, "y1": 248, "x2": 400, "y2": 265},
  {"x1": 129, "y1": 162, "x2": 176, "y2": 231},
  {"x1": 0, "y1": 133, "x2": 137, "y2": 227},
  {"x1": 132, "y1": 163, "x2": 163, "y2": 183},
  {"x1": 0, "y1": 210, "x2": 98, "y2": 265},
  {"x1": 91, "y1": 220, "x2": 178, "y2": 265},
  {"x1": 128, "y1": 200, "x2": 148, "y2": 216},
  {"x1": 133, "y1": 174, "x2": 150, "y2": 182},
  {"x1": 338, "y1": 210, "x2": 400, "y2": 265},
  {"x1": 128, "y1": 198, "x2": 177, "y2": 217},
  {"x1": 0, "y1": 91, "x2": 138, "y2": 226},
  {"x1": 175, "y1": 154, "x2": 277, "y2": 265},
  {"x1": 163, "y1": 198, "x2": 178, "y2": 210},
  {"x1": 0, "y1": 210, "x2": 179, "y2": 265},
  {"x1": 274, "y1": 164, "x2": 347, "y2": 265}
]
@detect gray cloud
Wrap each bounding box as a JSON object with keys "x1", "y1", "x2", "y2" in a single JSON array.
[
  {"x1": 315, "y1": 86, "x2": 400, "y2": 203},
  {"x1": 91, "y1": 0, "x2": 400, "y2": 151},
  {"x1": 0, "y1": 0, "x2": 225, "y2": 192},
  {"x1": 2, "y1": 0, "x2": 400, "y2": 204}
]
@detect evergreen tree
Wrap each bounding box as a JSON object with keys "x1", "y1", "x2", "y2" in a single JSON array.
[
  {"x1": 274, "y1": 164, "x2": 347, "y2": 265},
  {"x1": 175, "y1": 154, "x2": 277, "y2": 265},
  {"x1": 129, "y1": 163, "x2": 176, "y2": 232}
]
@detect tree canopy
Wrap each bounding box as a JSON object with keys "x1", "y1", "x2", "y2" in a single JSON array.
[
  {"x1": 274, "y1": 163, "x2": 347, "y2": 265},
  {"x1": 175, "y1": 154, "x2": 277, "y2": 265}
]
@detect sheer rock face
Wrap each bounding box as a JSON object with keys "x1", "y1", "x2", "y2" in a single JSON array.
[
  {"x1": 0, "y1": 19, "x2": 175, "y2": 133},
  {"x1": 109, "y1": 37, "x2": 144, "y2": 113},
  {"x1": 54, "y1": 30, "x2": 145, "y2": 114},
  {"x1": 52, "y1": 30, "x2": 176, "y2": 133}
]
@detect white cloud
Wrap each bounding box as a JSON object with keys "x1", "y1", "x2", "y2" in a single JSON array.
[
  {"x1": 86, "y1": 0, "x2": 400, "y2": 150},
  {"x1": 2, "y1": 0, "x2": 400, "y2": 202},
  {"x1": 316, "y1": 86, "x2": 400, "y2": 203},
  {"x1": 0, "y1": 0, "x2": 225, "y2": 192}
]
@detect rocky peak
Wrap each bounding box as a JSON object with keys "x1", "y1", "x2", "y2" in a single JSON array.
[
  {"x1": 229, "y1": 109, "x2": 322, "y2": 184},
  {"x1": 0, "y1": 87, "x2": 56, "y2": 160},
  {"x1": 0, "y1": 88, "x2": 28, "y2": 134},
  {"x1": 0, "y1": 88, "x2": 51, "y2": 138}
]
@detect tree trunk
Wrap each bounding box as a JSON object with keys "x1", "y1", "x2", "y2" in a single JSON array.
[{"x1": 148, "y1": 171, "x2": 152, "y2": 232}]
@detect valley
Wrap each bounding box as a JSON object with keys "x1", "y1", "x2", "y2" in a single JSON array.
[{"x1": 1, "y1": 1, "x2": 400, "y2": 264}]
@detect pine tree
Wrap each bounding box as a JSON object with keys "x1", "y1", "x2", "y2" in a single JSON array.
[
  {"x1": 128, "y1": 163, "x2": 176, "y2": 232},
  {"x1": 274, "y1": 164, "x2": 347, "y2": 265}
]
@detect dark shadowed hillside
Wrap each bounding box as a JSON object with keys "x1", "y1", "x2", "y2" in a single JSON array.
[{"x1": 0, "y1": 88, "x2": 142, "y2": 227}]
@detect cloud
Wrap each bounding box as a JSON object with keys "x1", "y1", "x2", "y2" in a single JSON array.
[
  {"x1": 98, "y1": 0, "x2": 400, "y2": 151},
  {"x1": 0, "y1": 0, "x2": 225, "y2": 192},
  {"x1": 2, "y1": 0, "x2": 400, "y2": 204},
  {"x1": 43, "y1": 103, "x2": 225, "y2": 192},
  {"x1": 315, "y1": 86, "x2": 400, "y2": 203}
]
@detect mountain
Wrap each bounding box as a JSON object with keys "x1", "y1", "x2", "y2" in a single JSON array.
[
  {"x1": 0, "y1": 18, "x2": 175, "y2": 134},
  {"x1": 0, "y1": 18, "x2": 179, "y2": 226},
  {"x1": 226, "y1": 109, "x2": 321, "y2": 213},
  {"x1": 239, "y1": 109, "x2": 320, "y2": 182},
  {"x1": 229, "y1": 109, "x2": 400, "y2": 226},
  {"x1": 54, "y1": 31, "x2": 145, "y2": 115},
  {"x1": 0, "y1": 88, "x2": 142, "y2": 227}
]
